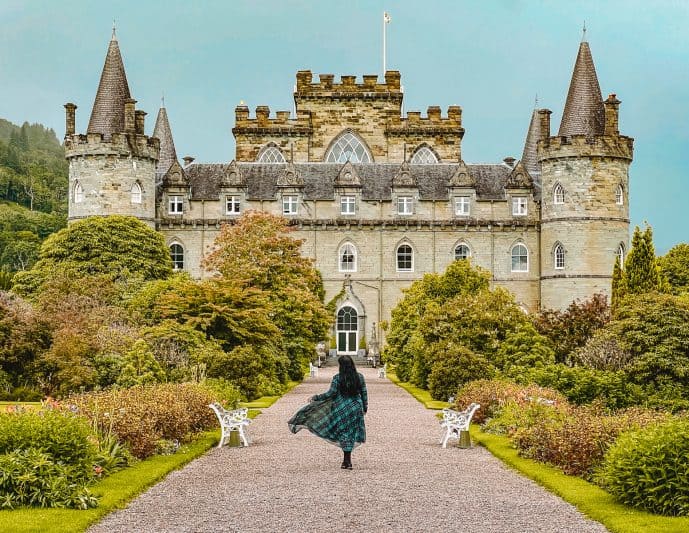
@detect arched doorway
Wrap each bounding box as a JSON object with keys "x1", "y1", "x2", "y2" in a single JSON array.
[{"x1": 337, "y1": 306, "x2": 358, "y2": 355}]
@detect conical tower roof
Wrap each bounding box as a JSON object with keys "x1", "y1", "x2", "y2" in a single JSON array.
[
  {"x1": 521, "y1": 108, "x2": 543, "y2": 176},
  {"x1": 558, "y1": 40, "x2": 604, "y2": 136},
  {"x1": 153, "y1": 104, "x2": 178, "y2": 179},
  {"x1": 87, "y1": 32, "x2": 131, "y2": 139}
]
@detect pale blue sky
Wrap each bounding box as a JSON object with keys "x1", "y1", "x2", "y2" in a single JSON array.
[{"x1": 1, "y1": 0, "x2": 687, "y2": 252}]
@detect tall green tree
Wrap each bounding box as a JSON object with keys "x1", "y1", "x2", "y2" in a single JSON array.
[
  {"x1": 658, "y1": 243, "x2": 689, "y2": 295},
  {"x1": 621, "y1": 225, "x2": 665, "y2": 297}
]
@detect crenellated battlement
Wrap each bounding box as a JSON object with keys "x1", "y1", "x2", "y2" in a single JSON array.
[
  {"x1": 64, "y1": 132, "x2": 160, "y2": 161},
  {"x1": 387, "y1": 105, "x2": 463, "y2": 135},
  {"x1": 539, "y1": 133, "x2": 633, "y2": 161},
  {"x1": 233, "y1": 105, "x2": 312, "y2": 134},
  {"x1": 294, "y1": 70, "x2": 403, "y2": 98}
]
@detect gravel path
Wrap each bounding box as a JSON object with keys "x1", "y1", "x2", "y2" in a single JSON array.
[{"x1": 89, "y1": 367, "x2": 608, "y2": 532}]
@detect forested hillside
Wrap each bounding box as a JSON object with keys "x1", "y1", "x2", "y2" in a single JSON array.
[{"x1": 0, "y1": 118, "x2": 67, "y2": 274}]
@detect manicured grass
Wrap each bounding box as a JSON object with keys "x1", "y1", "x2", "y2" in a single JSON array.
[
  {"x1": 240, "y1": 380, "x2": 301, "y2": 409},
  {"x1": 387, "y1": 371, "x2": 450, "y2": 410},
  {"x1": 471, "y1": 428, "x2": 689, "y2": 533},
  {"x1": 0, "y1": 431, "x2": 218, "y2": 533}
]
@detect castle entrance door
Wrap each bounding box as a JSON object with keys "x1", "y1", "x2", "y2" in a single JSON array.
[{"x1": 336, "y1": 306, "x2": 358, "y2": 355}]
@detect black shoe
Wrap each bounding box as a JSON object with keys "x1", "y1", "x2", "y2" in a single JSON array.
[
  {"x1": 344, "y1": 462, "x2": 353, "y2": 470},
  {"x1": 341, "y1": 461, "x2": 348, "y2": 469}
]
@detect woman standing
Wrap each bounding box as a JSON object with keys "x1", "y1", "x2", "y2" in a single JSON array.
[{"x1": 288, "y1": 355, "x2": 368, "y2": 469}]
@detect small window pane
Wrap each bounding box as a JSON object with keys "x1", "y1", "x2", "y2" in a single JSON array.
[
  {"x1": 170, "y1": 243, "x2": 184, "y2": 270},
  {"x1": 617, "y1": 244, "x2": 625, "y2": 265},
  {"x1": 337, "y1": 306, "x2": 358, "y2": 331},
  {"x1": 169, "y1": 195, "x2": 183, "y2": 214},
  {"x1": 131, "y1": 182, "x2": 142, "y2": 204},
  {"x1": 283, "y1": 195, "x2": 298, "y2": 215},
  {"x1": 615, "y1": 185, "x2": 624, "y2": 205},
  {"x1": 511, "y1": 243, "x2": 528, "y2": 272},
  {"x1": 411, "y1": 146, "x2": 438, "y2": 164},
  {"x1": 257, "y1": 146, "x2": 286, "y2": 163},
  {"x1": 397, "y1": 196, "x2": 413, "y2": 215},
  {"x1": 74, "y1": 181, "x2": 84, "y2": 203},
  {"x1": 455, "y1": 244, "x2": 470, "y2": 260},
  {"x1": 226, "y1": 195, "x2": 241, "y2": 214},
  {"x1": 553, "y1": 184, "x2": 565, "y2": 204},
  {"x1": 325, "y1": 132, "x2": 372, "y2": 163},
  {"x1": 554, "y1": 243, "x2": 565, "y2": 269},
  {"x1": 339, "y1": 243, "x2": 357, "y2": 272},
  {"x1": 340, "y1": 196, "x2": 356, "y2": 215},
  {"x1": 512, "y1": 197, "x2": 527, "y2": 216},
  {"x1": 397, "y1": 244, "x2": 413, "y2": 271},
  {"x1": 454, "y1": 196, "x2": 470, "y2": 216}
]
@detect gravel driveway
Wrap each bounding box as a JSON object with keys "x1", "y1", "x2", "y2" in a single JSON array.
[{"x1": 89, "y1": 366, "x2": 608, "y2": 532}]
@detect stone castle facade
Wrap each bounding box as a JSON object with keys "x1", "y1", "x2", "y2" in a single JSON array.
[{"x1": 63, "y1": 32, "x2": 633, "y2": 354}]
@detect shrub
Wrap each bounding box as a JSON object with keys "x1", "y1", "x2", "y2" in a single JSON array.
[
  {"x1": 70, "y1": 383, "x2": 217, "y2": 458},
  {"x1": 596, "y1": 418, "x2": 689, "y2": 516},
  {"x1": 201, "y1": 378, "x2": 242, "y2": 409},
  {"x1": 454, "y1": 379, "x2": 566, "y2": 424},
  {"x1": 0, "y1": 410, "x2": 97, "y2": 476},
  {"x1": 514, "y1": 405, "x2": 668, "y2": 479},
  {"x1": 0, "y1": 449, "x2": 98, "y2": 509},
  {"x1": 427, "y1": 345, "x2": 495, "y2": 401}
]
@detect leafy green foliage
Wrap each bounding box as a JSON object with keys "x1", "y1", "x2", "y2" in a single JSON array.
[
  {"x1": 116, "y1": 340, "x2": 165, "y2": 388},
  {"x1": 70, "y1": 383, "x2": 217, "y2": 459},
  {"x1": 427, "y1": 344, "x2": 495, "y2": 401},
  {"x1": 614, "y1": 225, "x2": 666, "y2": 306},
  {"x1": 596, "y1": 418, "x2": 689, "y2": 516},
  {"x1": 534, "y1": 293, "x2": 610, "y2": 364},
  {"x1": 658, "y1": 243, "x2": 689, "y2": 295}
]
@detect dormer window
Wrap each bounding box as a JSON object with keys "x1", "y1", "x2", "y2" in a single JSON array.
[
  {"x1": 454, "y1": 196, "x2": 470, "y2": 216},
  {"x1": 131, "y1": 182, "x2": 142, "y2": 204},
  {"x1": 397, "y1": 196, "x2": 413, "y2": 215},
  {"x1": 340, "y1": 196, "x2": 356, "y2": 215},
  {"x1": 169, "y1": 195, "x2": 184, "y2": 215},
  {"x1": 226, "y1": 195, "x2": 241, "y2": 215},
  {"x1": 282, "y1": 195, "x2": 298, "y2": 215},
  {"x1": 512, "y1": 197, "x2": 527, "y2": 216}
]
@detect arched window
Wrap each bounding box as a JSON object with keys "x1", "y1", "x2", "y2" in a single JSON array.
[
  {"x1": 336, "y1": 306, "x2": 358, "y2": 354},
  {"x1": 511, "y1": 243, "x2": 529, "y2": 272},
  {"x1": 131, "y1": 182, "x2": 142, "y2": 204},
  {"x1": 396, "y1": 244, "x2": 413, "y2": 272},
  {"x1": 454, "y1": 244, "x2": 471, "y2": 260},
  {"x1": 554, "y1": 242, "x2": 565, "y2": 269},
  {"x1": 615, "y1": 184, "x2": 624, "y2": 205},
  {"x1": 553, "y1": 183, "x2": 565, "y2": 204},
  {"x1": 410, "y1": 145, "x2": 438, "y2": 164},
  {"x1": 325, "y1": 131, "x2": 372, "y2": 163},
  {"x1": 257, "y1": 144, "x2": 286, "y2": 163},
  {"x1": 339, "y1": 243, "x2": 357, "y2": 272},
  {"x1": 73, "y1": 181, "x2": 84, "y2": 203},
  {"x1": 616, "y1": 243, "x2": 625, "y2": 266},
  {"x1": 170, "y1": 243, "x2": 184, "y2": 270}
]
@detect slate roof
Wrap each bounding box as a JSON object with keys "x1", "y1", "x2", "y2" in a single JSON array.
[
  {"x1": 182, "y1": 163, "x2": 515, "y2": 202},
  {"x1": 87, "y1": 35, "x2": 131, "y2": 139},
  {"x1": 558, "y1": 40, "x2": 605, "y2": 136},
  {"x1": 153, "y1": 106, "x2": 178, "y2": 181}
]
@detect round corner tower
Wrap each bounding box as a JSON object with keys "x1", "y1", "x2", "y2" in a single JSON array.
[
  {"x1": 538, "y1": 39, "x2": 634, "y2": 310},
  {"x1": 64, "y1": 32, "x2": 159, "y2": 228}
]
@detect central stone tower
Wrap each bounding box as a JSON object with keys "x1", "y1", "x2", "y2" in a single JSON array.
[
  {"x1": 538, "y1": 37, "x2": 634, "y2": 309},
  {"x1": 64, "y1": 30, "x2": 159, "y2": 227}
]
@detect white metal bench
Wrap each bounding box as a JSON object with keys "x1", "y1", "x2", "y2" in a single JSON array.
[
  {"x1": 208, "y1": 403, "x2": 251, "y2": 448},
  {"x1": 439, "y1": 402, "x2": 480, "y2": 448},
  {"x1": 378, "y1": 363, "x2": 387, "y2": 379},
  {"x1": 309, "y1": 362, "x2": 319, "y2": 377}
]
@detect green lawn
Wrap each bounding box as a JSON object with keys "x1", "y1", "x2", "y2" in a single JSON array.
[{"x1": 390, "y1": 372, "x2": 689, "y2": 533}]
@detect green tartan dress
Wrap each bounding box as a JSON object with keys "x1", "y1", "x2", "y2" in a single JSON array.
[{"x1": 288, "y1": 373, "x2": 367, "y2": 452}]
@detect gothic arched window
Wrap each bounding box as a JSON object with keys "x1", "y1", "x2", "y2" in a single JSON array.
[
  {"x1": 74, "y1": 181, "x2": 84, "y2": 203},
  {"x1": 257, "y1": 144, "x2": 286, "y2": 163},
  {"x1": 511, "y1": 243, "x2": 529, "y2": 272},
  {"x1": 339, "y1": 243, "x2": 357, "y2": 272},
  {"x1": 616, "y1": 243, "x2": 626, "y2": 266},
  {"x1": 325, "y1": 131, "x2": 372, "y2": 163},
  {"x1": 615, "y1": 184, "x2": 624, "y2": 205},
  {"x1": 396, "y1": 243, "x2": 413, "y2": 272},
  {"x1": 454, "y1": 244, "x2": 471, "y2": 261},
  {"x1": 554, "y1": 242, "x2": 565, "y2": 269},
  {"x1": 553, "y1": 183, "x2": 565, "y2": 204},
  {"x1": 410, "y1": 145, "x2": 438, "y2": 164},
  {"x1": 170, "y1": 243, "x2": 184, "y2": 270},
  {"x1": 131, "y1": 182, "x2": 142, "y2": 204}
]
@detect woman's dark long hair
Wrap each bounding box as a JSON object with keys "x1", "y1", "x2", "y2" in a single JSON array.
[{"x1": 337, "y1": 355, "x2": 361, "y2": 397}]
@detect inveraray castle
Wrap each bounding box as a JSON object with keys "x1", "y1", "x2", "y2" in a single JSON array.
[{"x1": 64, "y1": 32, "x2": 633, "y2": 354}]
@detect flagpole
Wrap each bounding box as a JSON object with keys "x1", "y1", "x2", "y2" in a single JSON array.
[{"x1": 383, "y1": 12, "x2": 387, "y2": 75}]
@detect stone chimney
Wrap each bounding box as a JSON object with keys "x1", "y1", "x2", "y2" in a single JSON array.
[{"x1": 64, "y1": 103, "x2": 77, "y2": 136}]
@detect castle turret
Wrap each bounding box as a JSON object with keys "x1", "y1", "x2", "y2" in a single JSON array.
[
  {"x1": 64, "y1": 29, "x2": 159, "y2": 227},
  {"x1": 153, "y1": 102, "x2": 178, "y2": 183},
  {"x1": 538, "y1": 36, "x2": 633, "y2": 310}
]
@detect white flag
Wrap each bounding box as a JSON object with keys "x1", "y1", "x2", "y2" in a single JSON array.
[{"x1": 384, "y1": 12, "x2": 391, "y2": 23}]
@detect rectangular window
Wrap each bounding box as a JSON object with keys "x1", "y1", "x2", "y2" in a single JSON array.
[
  {"x1": 168, "y1": 195, "x2": 183, "y2": 215},
  {"x1": 397, "y1": 196, "x2": 413, "y2": 215},
  {"x1": 226, "y1": 195, "x2": 241, "y2": 215},
  {"x1": 282, "y1": 195, "x2": 298, "y2": 215},
  {"x1": 340, "y1": 196, "x2": 356, "y2": 215},
  {"x1": 454, "y1": 196, "x2": 470, "y2": 216},
  {"x1": 512, "y1": 197, "x2": 527, "y2": 216}
]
